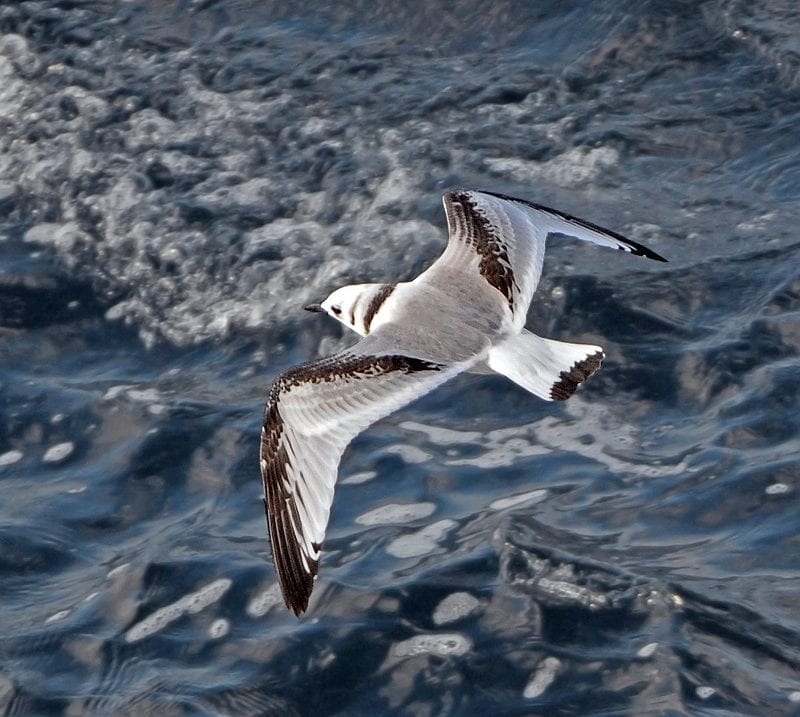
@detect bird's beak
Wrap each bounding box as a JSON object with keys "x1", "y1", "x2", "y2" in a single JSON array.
[{"x1": 304, "y1": 303, "x2": 324, "y2": 313}]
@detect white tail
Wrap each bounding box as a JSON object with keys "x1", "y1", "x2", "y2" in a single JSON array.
[{"x1": 487, "y1": 330, "x2": 604, "y2": 401}]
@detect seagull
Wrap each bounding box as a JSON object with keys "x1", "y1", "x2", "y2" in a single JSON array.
[{"x1": 261, "y1": 189, "x2": 666, "y2": 615}]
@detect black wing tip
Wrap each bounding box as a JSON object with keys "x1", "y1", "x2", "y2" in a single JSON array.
[
  {"x1": 261, "y1": 471, "x2": 317, "y2": 618},
  {"x1": 550, "y1": 350, "x2": 605, "y2": 401},
  {"x1": 286, "y1": 590, "x2": 310, "y2": 616},
  {"x1": 622, "y1": 242, "x2": 668, "y2": 263},
  {"x1": 273, "y1": 540, "x2": 317, "y2": 618},
  {"x1": 278, "y1": 552, "x2": 316, "y2": 616},
  {"x1": 275, "y1": 547, "x2": 316, "y2": 617}
]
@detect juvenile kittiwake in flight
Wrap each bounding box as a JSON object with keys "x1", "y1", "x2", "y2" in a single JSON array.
[{"x1": 261, "y1": 189, "x2": 666, "y2": 615}]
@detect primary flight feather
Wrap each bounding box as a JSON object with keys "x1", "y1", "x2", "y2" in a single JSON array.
[{"x1": 260, "y1": 189, "x2": 666, "y2": 615}]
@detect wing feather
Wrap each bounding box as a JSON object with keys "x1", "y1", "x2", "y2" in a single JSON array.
[
  {"x1": 261, "y1": 340, "x2": 476, "y2": 614},
  {"x1": 426, "y1": 190, "x2": 666, "y2": 331}
]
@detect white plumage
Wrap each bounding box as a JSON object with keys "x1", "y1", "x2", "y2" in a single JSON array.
[{"x1": 261, "y1": 189, "x2": 666, "y2": 614}]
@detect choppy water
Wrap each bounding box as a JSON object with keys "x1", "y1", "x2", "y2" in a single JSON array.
[{"x1": 1, "y1": 1, "x2": 799, "y2": 714}]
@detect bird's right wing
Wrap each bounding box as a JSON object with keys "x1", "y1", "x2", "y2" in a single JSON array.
[
  {"x1": 261, "y1": 335, "x2": 478, "y2": 614},
  {"x1": 424, "y1": 190, "x2": 666, "y2": 331}
]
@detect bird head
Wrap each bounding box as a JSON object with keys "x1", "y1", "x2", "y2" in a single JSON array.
[{"x1": 305, "y1": 283, "x2": 394, "y2": 337}]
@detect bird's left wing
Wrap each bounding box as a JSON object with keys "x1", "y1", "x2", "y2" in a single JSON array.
[{"x1": 261, "y1": 335, "x2": 478, "y2": 614}]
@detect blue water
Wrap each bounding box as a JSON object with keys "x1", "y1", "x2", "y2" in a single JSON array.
[{"x1": 1, "y1": 1, "x2": 799, "y2": 714}]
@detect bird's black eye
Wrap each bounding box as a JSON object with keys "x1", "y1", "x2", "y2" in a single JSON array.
[{"x1": 331, "y1": 305, "x2": 342, "y2": 316}]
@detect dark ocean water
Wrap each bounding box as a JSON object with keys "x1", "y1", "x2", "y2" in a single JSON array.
[{"x1": 1, "y1": 1, "x2": 799, "y2": 714}]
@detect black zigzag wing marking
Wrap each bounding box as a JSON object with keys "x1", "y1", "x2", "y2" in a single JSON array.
[{"x1": 443, "y1": 191, "x2": 521, "y2": 310}]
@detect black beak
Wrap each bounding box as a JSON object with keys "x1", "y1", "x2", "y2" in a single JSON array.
[{"x1": 304, "y1": 303, "x2": 324, "y2": 313}]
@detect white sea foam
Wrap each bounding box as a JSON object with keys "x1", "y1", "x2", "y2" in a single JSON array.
[
  {"x1": 386, "y1": 519, "x2": 456, "y2": 558},
  {"x1": 637, "y1": 642, "x2": 658, "y2": 658},
  {"x1": 246, "y1": 584, "x2": 284, "y2": 618},
  {"x1": 355, "y1": 502, "x2": 436, "y2": 526},
  {"x1": 490, "y1": 488, "x2": 547, "y2": 511},
  {"x1": 106, "y1": 563, "x2": 129, "y2": 579},
  {"x1": 124, "y1": 578, "x2": 232, "y2": 643},
  {"x1": 392, "y1": 633, "x2": 472, "y2": 658},
  {"x1": 340, "y1": 470, "x2": 377, "y2": 485},
  {"x1": 45, "y1": 609, "x2": 71, "y2": 625},
  {"x1": 103, "y1": 385, "x2": 134, "y2": 400},
  {"x1": 43, "y1": 442, "x2": 74, "y2": 463},
  {"x1": 432, "y1": 592, "x2": 481, "y2": 625},
  {"x1": 384, "y1": 444, "x2": 431, "y2": 464},
  {"x1": 401, "y1": 399, "x2": 689, "y2": 478},
  {"x1": 486, "y1": 146, "x2": 619, "y2": 188},
  {"x1": 765, "y1": 482, "x2": 789, "y2": 495},
  {"x1": 0, "y1": 450, "x2": 23, "y2": 467},
  {"x1": 523, "y1": 657, "x2": 561, "y2": 699},
  {"x1": 208, "y1": 619, "x2": 230, "y2": 639}
]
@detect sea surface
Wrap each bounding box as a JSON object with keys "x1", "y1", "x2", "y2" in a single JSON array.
[{"x1": 1, "y1": 1, "x2": 799, "y2": 715}]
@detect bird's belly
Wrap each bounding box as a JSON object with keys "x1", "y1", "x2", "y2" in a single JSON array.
[{"x1": 373, "y1": 281, "x2": 499, "y2": 364}]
